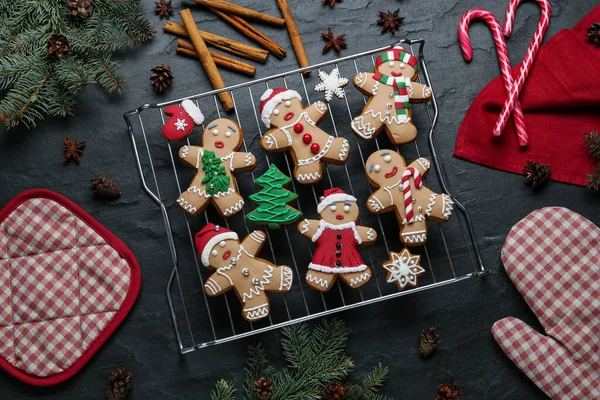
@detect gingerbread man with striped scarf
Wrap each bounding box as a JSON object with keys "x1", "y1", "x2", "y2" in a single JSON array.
[
  {"x1": 351, "y1": 46, "x2": 432, "y2": 145},
  {"x1": 365, "y1": 150, "x2": 453, "y2": 246}
]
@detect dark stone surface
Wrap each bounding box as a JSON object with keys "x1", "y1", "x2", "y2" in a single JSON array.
[{"x1": 1, "y1": 0, "x2": 598, "y2": 399}]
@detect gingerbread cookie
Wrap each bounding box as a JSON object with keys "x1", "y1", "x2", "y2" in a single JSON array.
[
  {"x1": 259, "y1": 88, "x2": 350, "y2": 184},
  {"x1": 351, "y1": 46, "x2": 432, "y2": 145},
  {"x1": 162, "y1": 100, "x2": 205, "y2": 141},
  {"x1": 247, "y1": 164, "x2": 302, "y2": 229},
  {"x1": 298, "y1": 188, "x2": 377, "y2": 292},
  {"x1": 383, "y1": 248, "x2": 425, "y2": 290},
  {"x1": 365, "y1": 150, "x2": 453, "y2": 246},
  {"x1": 314, "y1": 67, "x2": 349, "y2": 102},
  {"x1": 196, "y1": 223, "x2": 293, "y2": 322},
  {"x1": 177, "y1": 118, "x2": 257, "y2": 216}
]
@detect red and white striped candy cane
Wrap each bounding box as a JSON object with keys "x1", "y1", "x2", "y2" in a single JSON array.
[
  {"x1": 493, "y1": 0, "x2": 552, "y2": 138},
  {"x1": 401, "y1": 167, "x2": 423, "y2": 224},
  {"x1": 458, "y1": 8, "x2": 529, "y2": 146}
]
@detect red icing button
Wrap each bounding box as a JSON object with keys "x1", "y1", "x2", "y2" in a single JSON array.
[
  {"x1": 294, "y1": 123, "x2": 303, "y2": 133},
  {"x1": 302, "y1": 134, "x2": 312, "y2": 144},
  {"x1": 310, "y1": 143, "x2": 320, "y2": 154}
]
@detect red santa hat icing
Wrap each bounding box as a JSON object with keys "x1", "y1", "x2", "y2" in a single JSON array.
[
  {"x1": 259, "y1": 87, "x2": 302, "y2": 128},
  {"x1": 195, "y1": 223, "x2": 238, "y2": 267},
  {"x1": 375, "y1": 46, "x2": 419, "y2": 71},
  {"x1": 161, "y1": 100, "x2": 205, "y2": 141},
  {"x1": 317, "y1": 188, "x2": 357, "y2": 214}
]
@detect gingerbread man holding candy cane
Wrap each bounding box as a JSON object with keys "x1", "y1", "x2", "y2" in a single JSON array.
[
  {"x1": 352, "y1": 46, "x2": 432, "y2": 145},
  {"x1": 365, "y1": 150, "x2": 453, "y2": 246},
  {"x1": 259, "y1": 88, "x2": 350, "y2": 184}
]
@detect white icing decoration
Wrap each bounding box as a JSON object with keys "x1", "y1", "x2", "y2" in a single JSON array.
[
  {"x1": 249, "y1": 231, "x2": 265, "y2": 243},
  {"x1": 374, "y1": 164, "x2": 381, "y2": 172},
  {"x1": 211, "y1": 249, "x2": 219, "y2": 256},
  {"x1": 297, "y1": 135, "x2": 333, "y2": 166},
  {"x1": 366, "y1": 228, "x2": 375, "y2": 241},
  {"x1": 180, "y1": 145, "x2": 189, "y2": 159},
  {"x1": 244, "y1": 303, "x2": 269, "y2": 320},
  {"x1": 225, "y1": 131, "x2": 232, "y2": 137},
  {"x1": 338, "y1": 139, "x2": 349, "y2": 160},
  {"x1": 368, "y1": 196, "x2": 384, "y2": 212},
  {"x1": 244, "y1": 153, "x2": 253, "y2": 166},
  {"x1": 383, "y1": 249, "x2": 425, "y2": 289},
  {"x1": 314, "y1": 67, "x2": 349, "y2": 102},
  {"x1": 306, "y1": 273, "x2": 329, "y2": 288},
  {"x1": 330, "y1": 205, "x2": 337, "y2": 211},
  {"x1": 219, "y1": 240, "x2": 226, "y2": 247},
  {"x1": 389, "y1": 61, "x2": 394, "y2": 67},
  {"x1": 273, "y1": 109, "x2": 280, "y2": 116},
  {"x1": 223, "y1": 199, "x2": 244, "y2": 216},
  {"x1": 187, "y1": 186, "x2": 235, "y2": 199},
  {"x1": 177, "y1": 198, "x2": 198, "y2": 214},
  {"x1": 400, "y1": 62, "x2": 405, "y2": 68},
  {"x1": 383, "y1": 155, "x2": 392, "y2": 163},
  {"x1": 175, "y1": 119, "x2": 188, "y2": 131},
  {"x1": 351, "y1": 115, "x2": 376, "y2": 139},
  {"x1": 279, "y1": 266, "x2": 293, "y2": 290},
  {"x1": 299, "y1": 219, "x2": 310, "y2": 234},
  {"x1": 311, "y1": 220, "x2": 362, "y2": 244},
  {"x1": 349, "y1": 271, "x2": 371, "y2": 287},
  {"x1": 284, "y1": 100, "x2": 291, "y2": 107},
  {"x1": 308, "y1": 263, "x2": 368, "y2": 274},
  {"x1": 343, "y1": 205, "x2": 350, "y2": 213},
  {"x1": 212, "y1": 128, "x2": 219, "y2": 135},
  {"x1": 296, "y1": 172, "x2": 321, "y2": 182},
  {"x1": 241, "y1": 264, "x2": 275, "y2": 302}
]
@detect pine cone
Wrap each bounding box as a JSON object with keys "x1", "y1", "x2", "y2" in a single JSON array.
[
  {"x1": 588, "y1": 22, "x2": 600, "y2": 46},
  {"x1": 323, "y1": 380, "x2": 345, "y2": 400},
  {"x1": 418, "y1": 327, "x2": 440, "y2": 357},
  {"x1": 150, "y1": 64, "x2": 173, "y2": 93},
  {"x1": 48, "y1": 34, "x2": 71, "y2": 59},
  {"x1": 435, "y1": 382, "x2": 463, "y2": 400},
  {"x1": 253, "y1": 377, "x2": 274, "y2": 400},
  {"x1": 106, "y1": 368, "x2": 132, "y2": 400},
  {"x1": 523, "y1": 161, "x2": 551, "y2": 189},
  {"x1": 91, "y1": 175, "x2": 122, "y2": 198},
  {"x1": 67, "y1": 0, "x2": 92, "y2": 20}
]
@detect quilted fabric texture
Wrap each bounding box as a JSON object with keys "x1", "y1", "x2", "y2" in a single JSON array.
[
  {"x1": 493, "y1": 207, "x2": 600, "y2": 400},
  {"x1": 0, "y1": 190, "x2": 140, "y2": 386}
]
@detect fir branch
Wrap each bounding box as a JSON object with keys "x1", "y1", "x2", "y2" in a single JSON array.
[
  {"x1": 91, "y1": 55, "x2": 123, "y2": 91},
  {"x1": 211, "y1": 379, "x2": 236, "y2": 400},
  {"x1": 584, "y1": 130, "x2": 600, "y2": 161},
  {"x1": 244, "y1": 343, "x2": 276, "y2": 400},
  {"x1": 585, "y1": 164, "x2": 600, "y2": 192},
  {"x1": 344, "y1": 363, "x2": 389, "y2": 399}
]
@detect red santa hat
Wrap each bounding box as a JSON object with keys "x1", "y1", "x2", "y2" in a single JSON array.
[
  {"x1": 195, "y1": 223, "x2": 238, "y2": 267},
  {"x1": 317, "y1": 188, "x2": 357, "y2": 214},
  {"x1": 259, "y1": 87, "x2": 302, "y2": 128},
  {"x1": 162, "y1": 99, "x2": 205, "y2": 141}
]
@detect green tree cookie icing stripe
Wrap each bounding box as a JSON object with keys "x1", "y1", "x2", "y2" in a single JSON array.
[
  {"x1": 247, "y1": 164, "x2": 302, "y2": 229},
  {"x1": 201, "y1": 150, "x2": 231, "y2": 195}
]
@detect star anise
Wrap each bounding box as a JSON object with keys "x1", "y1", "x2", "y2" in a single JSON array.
[
  {"x1": 377, "y1": 9, "x2": 405, "y2": 33},
  {"x1": 322, "y1": 28, "x2": 347, "y2": 54},
  {"x1": 523, "y1": 160, "x2": 551, "y2": 189},
  {"x1": 154, "y1": 0, "x2": 173, "y2": 19},
  {"x1": 63, "y1": 136, "x2": 85, "y2": 162},
  {"x1": 322, "y1": 0, "x2": 342, "y2": 7}
]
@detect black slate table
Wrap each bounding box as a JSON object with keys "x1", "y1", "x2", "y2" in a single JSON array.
[{"x1": 1, "y1": 0, "x2": 598, "y2": 398}]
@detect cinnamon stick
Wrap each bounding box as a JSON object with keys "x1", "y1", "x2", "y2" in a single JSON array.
[
  {"x1": 177, "y1": 40, "x2": 256, "y2": 77},
  {"x1": 163, "y1": 21, "x2": 268, "y2": 63},
  {"x1": 191, "y1": 0, "x2": 285, "y2": 28},
  {"x1": 277, "y1": 0, "x2": 310, "y2": 74},
  {"x1": 180, "y1": 9, "x2": 233, "y2": 112},
  {"x1": 206, "y1": 4, "x2": 286, "y2": 59}
]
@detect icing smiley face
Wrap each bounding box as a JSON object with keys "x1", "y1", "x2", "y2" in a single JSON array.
[
  {"x1": 202, "y1": 118, "x2": 242, "y2": 155},
  {"x1": 208, "y1": 238, "x2": 240, "y2": 269},
  {"x1": 377, "y1": 60, "x2": 417, "y2": 79},
  {"x1": 366, "y1": 150, "x2": 406, "y2": 186},
  {"x1": 267, "y1": 97, "x2": 305, "y2": 128},
  {"x1": 319, "y1": 200, "x2": 360, "y2": 224}
]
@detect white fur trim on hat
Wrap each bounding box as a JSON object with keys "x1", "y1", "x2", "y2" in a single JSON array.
[
  {"x1": 182, "y1": 100, "x2": 205, "y2": 125},
  {"x1": 201, "y1": 231, "x2": 238, "y2": 266},
  {"x1": 260, "y1": 89, "x2": 302, "y2": 128},
  {"x1": 317, "y1": 193, "x2": 357, "y2": 213}
]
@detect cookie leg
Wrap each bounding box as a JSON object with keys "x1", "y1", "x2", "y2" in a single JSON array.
[
  {"x1": 263, "y1": 265, "x2": 294, "y2": 293},
  {"x1": 385, "y1": 121, "x2": 418, "y2": 145},
  {"x1": 351, "y1": 111, "x2": 384, "y2": 140},
  {"x1": 338, "y1": 268, "x2": 372, "y2": 289},
  {"x1": 400, "y1": 219, "x2": 428, "y2": 246},
  {"x1": 423, "y1": 192, "x2": 454, "y2": 223},
  {"x1": 213, "y1": 192, "x2": 245, "y2": 217},
  {"x1": 242, "y1": 292, "x2": 271, "y2": 322},
  {"x1": 294, "y1": 162, "x2": 323, "y2": 184},
  {"x1": 177, "y1": 189, "x2": 208, "y2": 216},
  {"x1": 305, "y1": 270, "x2": 336, "y2": 292},
  {"x1": 322, "y1": 137, "x2": 350, "y2": 164}
]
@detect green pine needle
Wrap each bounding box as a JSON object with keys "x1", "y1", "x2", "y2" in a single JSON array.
[
  {"x1": 210, "y1": 379, "x2": 236, "y2": 400},
  {"x1": 244, "y1": 343, "x2": 276, "y2": 400},
  {"x1": 584, "y1": 131, "x2": 600, "y2": 161},
  {"x1": 586, "y1": 165, "x2": 600, "y2": 192}
]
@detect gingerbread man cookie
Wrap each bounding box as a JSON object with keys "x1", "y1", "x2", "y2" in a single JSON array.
[
  {"x1": 177, "y1": 118, "x2": 257, "y2": 217},
  {"x1": 259, "y1": 88, "x2": 350, "y2": 184},
  {"x1": 365, "y1": 150, "x2": 453, "y2": 246},
  {"x1": 196, "y1": 223, "x2": 293, "y2": 322},
  {"x1": 351, "y1": 46, "x2": 432, "y2": 145},
  {"x1": 298, "y1": 188, "x2": 377, "y2": 292}
]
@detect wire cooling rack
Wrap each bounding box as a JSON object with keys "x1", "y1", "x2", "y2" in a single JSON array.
[{"x1": 124, "y1": 39, "x2": 490, "y2": 354}]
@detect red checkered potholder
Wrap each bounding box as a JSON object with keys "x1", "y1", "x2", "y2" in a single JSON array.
[
  {"x1": 493, "y1": 207, "x2": 600, "y2": 400},
  {"x1": 0, "y1": 189, "x2": 141, "y2": 386}
]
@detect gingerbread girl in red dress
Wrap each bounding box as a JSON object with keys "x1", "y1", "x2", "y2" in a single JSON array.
[{"x1": 298, "y1": 188, "x2": 377, "y2": 292}]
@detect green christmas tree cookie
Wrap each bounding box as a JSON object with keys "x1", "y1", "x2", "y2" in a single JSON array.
[
  {"x1": 247, "y1": 165, "x2": 302, "y2": 229},
  {"x1": 201, "y1": 150, "x2": 230, "y2": 196}
]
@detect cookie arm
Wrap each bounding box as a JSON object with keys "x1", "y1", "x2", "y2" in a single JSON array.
[
  {"x1": 241, "y1": 230, "x2": 266, "y2": 257},
  {"x1": 366, "y1": 189, "x2": 392, "y2": 214},
  {"x1": 297, "y1": 219, "x2": 319, "y2": 239},
  {"x1": 407, "y1": 157, "x2": 432, "y2": 178},
  {"x1": 408, "y1": 82, "x2": 432, "y2": 102},
  {"x1": 231, "y1": 151, "x2": 257, "y2": 171},
  {"x1": 204, "y1": 271, "x2": 233, "y2": 296},
  {"x1": 353, "y1": 72, "x2": 377, "y2": 94},
  {"x1": 356, "y1": 226, "x2": 377, "y2": 245},
  {"x1": 260, "y1": 128, "x2": 292, "y2": 151},
  {"x1": 178, "y1": 145, "x2": 202, "y2": 168},
  {"x1": 305, "y1": 101, "x2": 328, "y2": 123}
]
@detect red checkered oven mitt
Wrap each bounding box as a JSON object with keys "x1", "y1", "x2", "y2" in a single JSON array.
[
  {"x1": 0, "y1": 189, "x2": 141, "y2": 386},
  {"x1": 493, "y1": 207, "x2": 600, "y2": 400}
]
